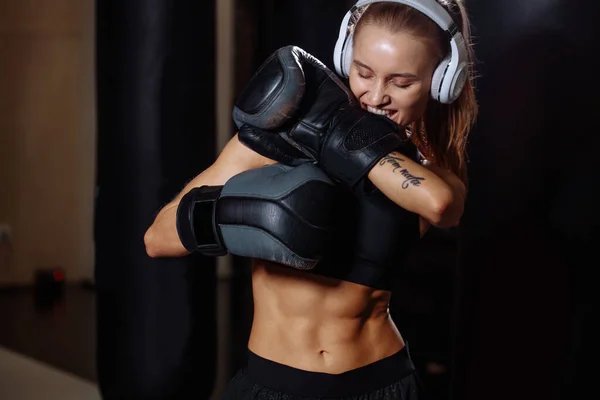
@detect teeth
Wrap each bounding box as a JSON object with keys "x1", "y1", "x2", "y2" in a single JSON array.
[{"x1": 367, "y1": 105, "x2": 391, "y2": 116}]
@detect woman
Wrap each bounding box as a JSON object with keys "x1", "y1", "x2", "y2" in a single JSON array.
[{"x1": 144, "y1": 0, "x2": 477, "y2": 398}]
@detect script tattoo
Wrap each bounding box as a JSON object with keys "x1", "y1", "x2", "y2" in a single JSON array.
[{"x1": 379, "y1": 154, "x2": 425, "y2": 189}]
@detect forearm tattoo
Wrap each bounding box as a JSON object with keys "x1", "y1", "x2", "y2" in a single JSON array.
[{"x1": 379, "y1": 154, "x2": 425, "y2": 189}]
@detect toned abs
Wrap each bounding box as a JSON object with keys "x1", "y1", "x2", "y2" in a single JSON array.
[{"x1": 248, "y1": 260, "x2": 406, "y2": 374}]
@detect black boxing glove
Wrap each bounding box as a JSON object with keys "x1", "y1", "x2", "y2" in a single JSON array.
[
  {"x1": 176, "y1": 163, "x2": 339, "y2": 270},
  {"x1": 233, "y1": 45, "x2": 416, "y2": 191}
]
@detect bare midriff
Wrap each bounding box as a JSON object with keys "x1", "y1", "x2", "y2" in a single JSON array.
[{"x1": 247, "y1": 259, "x2": 405, "y2": 374}]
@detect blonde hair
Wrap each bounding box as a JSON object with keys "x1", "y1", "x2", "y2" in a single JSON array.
[{"x1": 353, "y1": 0, "x2": 478, "y2": 184}]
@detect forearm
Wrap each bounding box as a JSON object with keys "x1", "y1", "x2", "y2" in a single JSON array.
[
  {"x1": 144, "y1": 167, "x2": 217, "y2": 258},
  {"x1": 367, "y1": 152, "x2": 461, "y2": 227}
]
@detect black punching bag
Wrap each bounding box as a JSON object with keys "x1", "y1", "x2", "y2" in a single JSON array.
[
  {"x1": 452, "y1": 1, "x2": 599, "y2": 399},
  {"x1": 94, "y1": 1, "x2": 217, "y2": 398},
  {"x1": 251, "y1": 0, "x2": 353, "y2": 69}
]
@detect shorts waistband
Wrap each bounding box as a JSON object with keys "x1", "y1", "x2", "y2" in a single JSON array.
[{"x1": 245, "y1": 346, "x2": 416, "y2": 398}]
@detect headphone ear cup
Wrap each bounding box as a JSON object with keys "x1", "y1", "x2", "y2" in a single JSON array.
[
  {"x1": 333, "y1": 9, "x2": 354, "y2": 77},
  {"x1": 333, "y1": 39, "x2": 345, "y2": 76},
  {"x1": 333, "y1": 21, "x2": 348, "y2": 75},
  {"x1": 430, "y1": 56, "x2": 451, "y2": 103},
  {"x1": 341, "y1": 33, "x2": 355, "y2": 77}
]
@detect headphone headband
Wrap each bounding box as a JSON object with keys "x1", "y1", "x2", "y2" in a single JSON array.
[
  {"x1": 333, "y1": 0, "x2": 469, "y2": 104},
  {"x1": 353, "y1": 0, "x2": 456, "y2": 32}
]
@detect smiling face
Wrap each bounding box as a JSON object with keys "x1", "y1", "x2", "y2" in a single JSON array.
[{"x1": 348, "y1": 24, "x2": 440, "y2": 127}]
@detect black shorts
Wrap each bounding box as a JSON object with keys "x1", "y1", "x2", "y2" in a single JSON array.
[{"x1": 220, "y1": 346, "x2": 422, "y2": 400}]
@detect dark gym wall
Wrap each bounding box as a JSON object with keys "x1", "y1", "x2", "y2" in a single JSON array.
[
  {"x1": 94, "y1": 0, "x2": 217, "y2": 398},
  {"x1": 453, "y1": 1, "x2": 599, "y2": 399}
]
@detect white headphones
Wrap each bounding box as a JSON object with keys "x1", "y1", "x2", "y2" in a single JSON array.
[{"x1": 333, "y1": 0, "x2": 469, "y2": 104}]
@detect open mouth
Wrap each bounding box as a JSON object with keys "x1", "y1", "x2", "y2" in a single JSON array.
[{"x1": 364, "y1": 104, "x2": 396, "y2": 121}]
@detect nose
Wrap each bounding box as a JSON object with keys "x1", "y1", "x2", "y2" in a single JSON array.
[{"x1": 367, "y1": 80, "x2": 390, "y2": 106}]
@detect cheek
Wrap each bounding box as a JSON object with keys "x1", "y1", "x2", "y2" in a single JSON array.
[
  {"x1": 390, "y1": 88, "x2": 430, "y2": 124},
  {"x1": 393, "y1": 87, "x2": 429, "y2": 112},
  {"x1": 349, "y1": 74, "x2": 366, "y2": 99}
]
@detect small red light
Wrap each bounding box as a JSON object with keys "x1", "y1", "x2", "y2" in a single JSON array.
[{"x1": 53, "y1": 270, "x2": 64, "y2": 282}]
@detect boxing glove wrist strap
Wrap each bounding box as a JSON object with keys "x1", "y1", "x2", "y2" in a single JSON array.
[{"x1": 176, "y1": 186, "x2": 227, "y2": 256}]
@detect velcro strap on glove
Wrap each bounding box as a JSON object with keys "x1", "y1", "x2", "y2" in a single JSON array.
[{"x1": 176, "y1": 186, "x2": 227, "y2": 256}]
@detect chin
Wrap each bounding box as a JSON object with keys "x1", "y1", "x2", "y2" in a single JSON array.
[
  {"x1": 390, "y1": 114, "x2": 409, "y2": 128},
  {"x1": 392, "y1": 116, "x2": 405, "y2": 127}
]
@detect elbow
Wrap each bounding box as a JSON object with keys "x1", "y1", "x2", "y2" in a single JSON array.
[
  {"x1": 427, "y1": 188, "x2": 460, "y2": 227},
  {"x1": 144, "y1": 227, "x2": 161, "y2": 258},
  {"x1": 144, "y1": 221, "x2": 188, "y2": 258}
]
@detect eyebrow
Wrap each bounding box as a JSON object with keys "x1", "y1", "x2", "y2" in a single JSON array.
[{"x1": 353, "y1": 60, "x2": 418, "y2": 79}]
